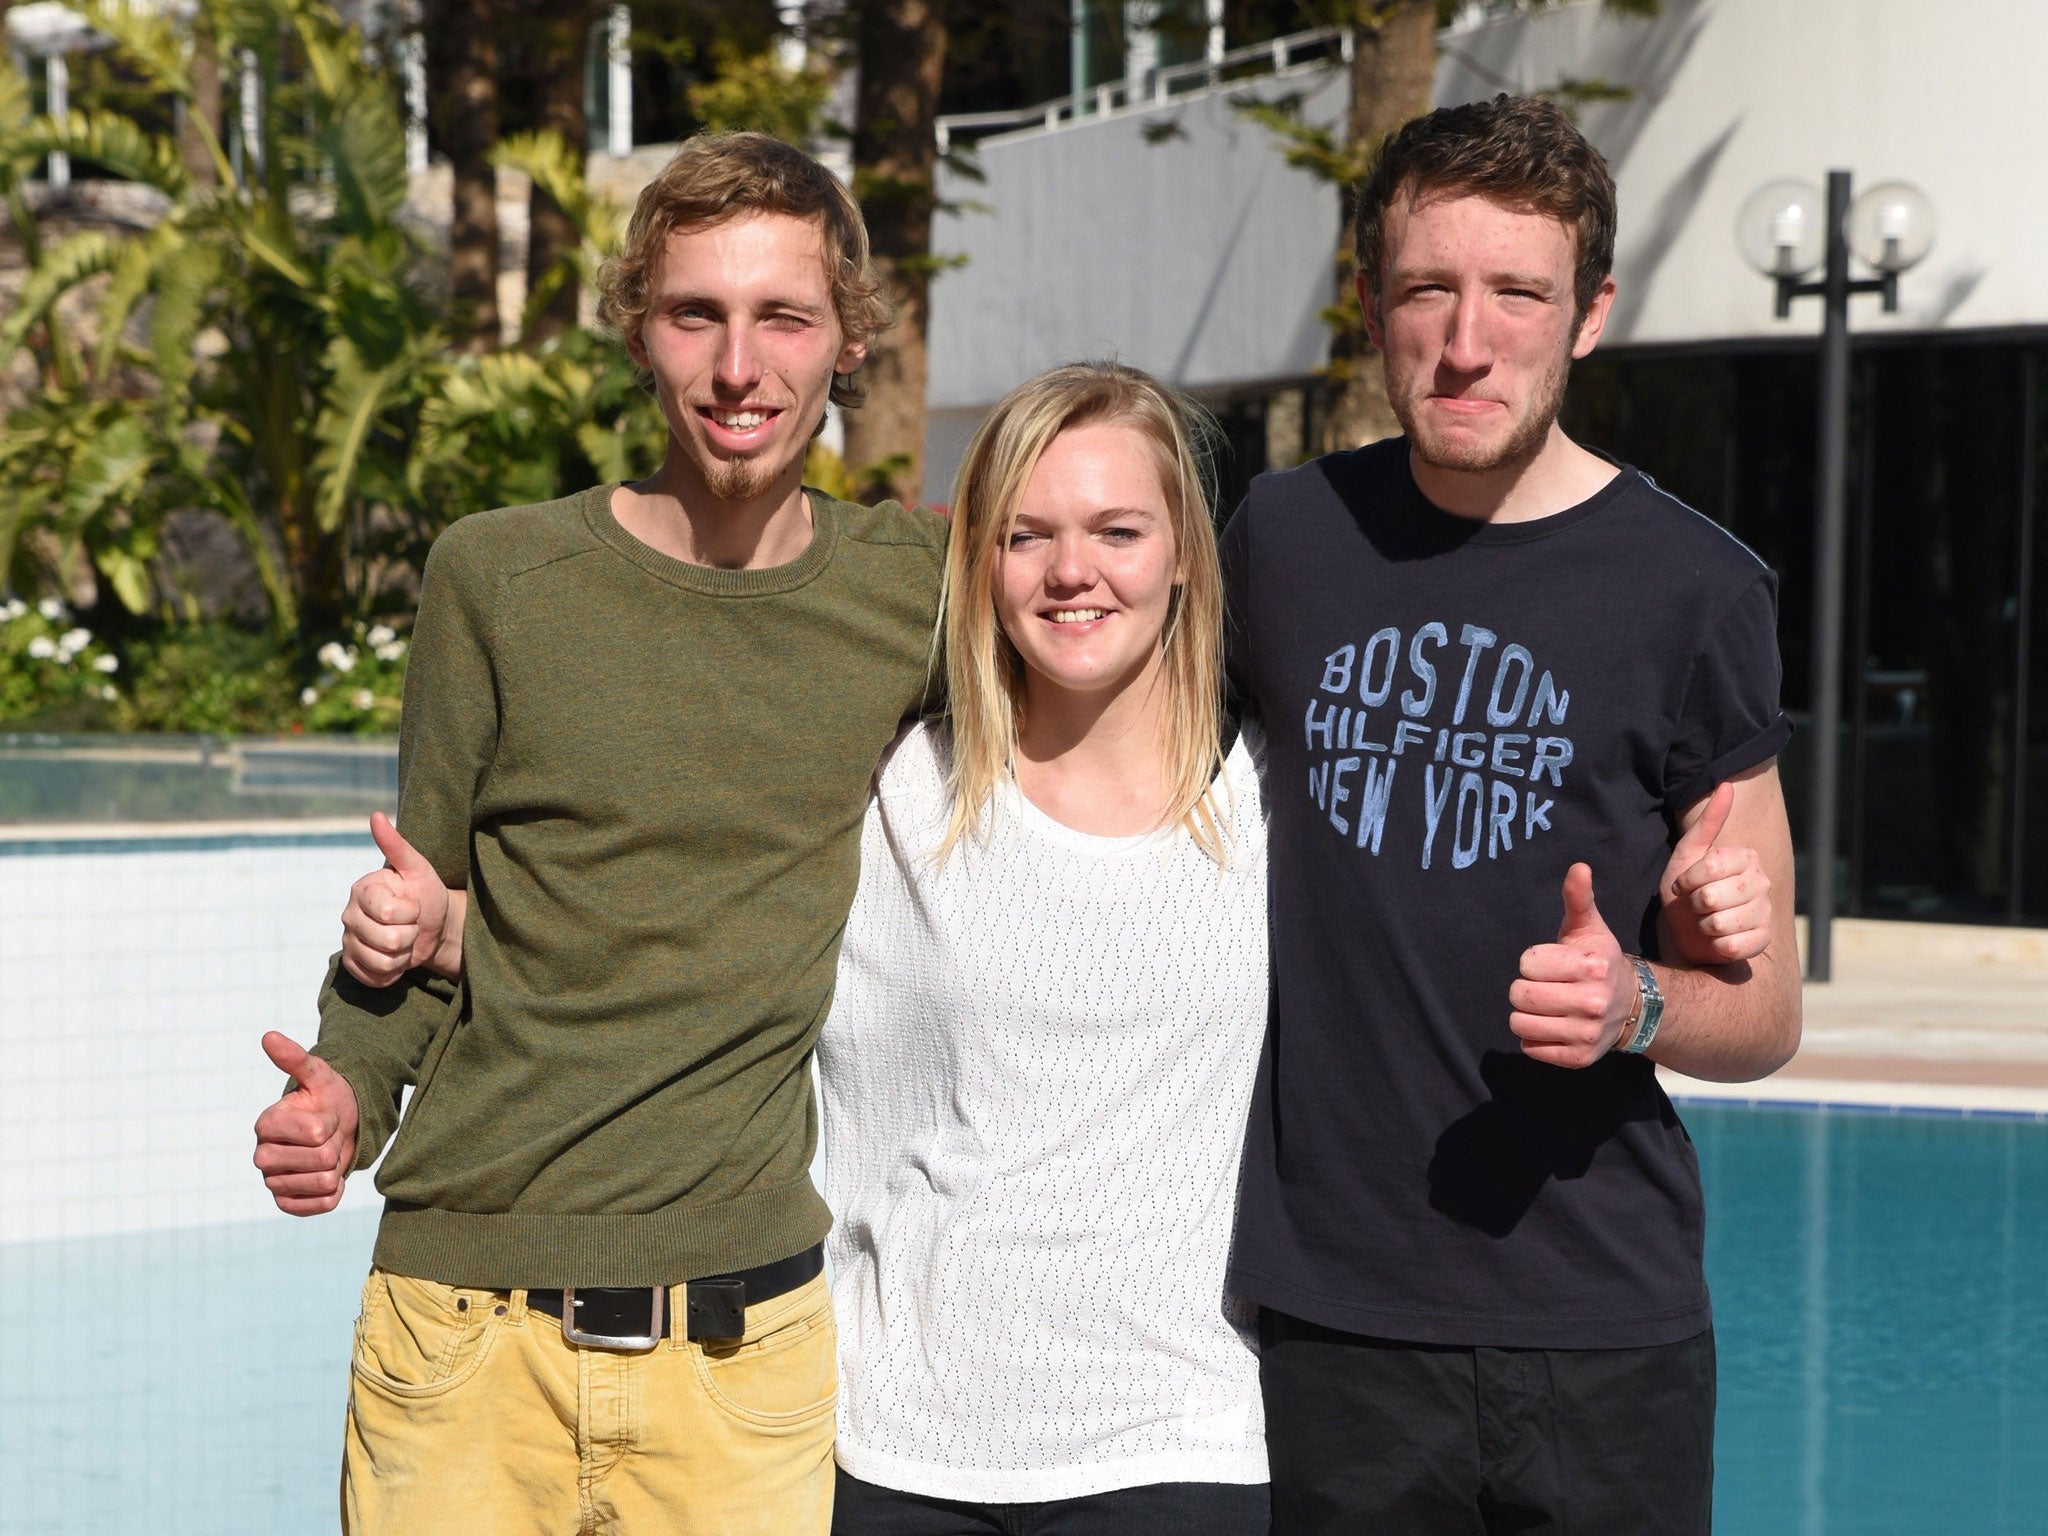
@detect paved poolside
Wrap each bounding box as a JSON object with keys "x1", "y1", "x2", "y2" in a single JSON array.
[{"x1": 1662, "y1": 918, "x2": 2048, "y2": 1115}]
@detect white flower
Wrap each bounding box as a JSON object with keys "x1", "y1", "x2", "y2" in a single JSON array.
[
  {"x1": 27, "y1": 636, "x2": 57, "y2": 660},
  {"x1": 37, "y1": 598, "x2": 64, "y2": 621},
  {"x1": 351, "y1": 688, "x2": 375, "y2": 711},
  {"x1": 317, "y1": 641, "x2": 357, "y2": 673},
  {"x1": 366, "y1": 624, "x2": 397, "y2": 648},
  {"x1": 0, "y1": 598, "x2": 24, "y2": 621},
  {"x1": 374, "y1": 640, "x2": 406, "y2": 663},
  {"x1": 98, "y1": 684, "x2": 118, "y2": 702},
  {"x1": 300, "y1": 686, "x2": 320, "y2": 706},
  {"x1": 93, "y1": 653, "x2": 119, "y2": 674}
]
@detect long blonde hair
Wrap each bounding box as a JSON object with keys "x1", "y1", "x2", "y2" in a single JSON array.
[{"x1": 937, "y1": 362, "x2": 1229, "y2": 863}]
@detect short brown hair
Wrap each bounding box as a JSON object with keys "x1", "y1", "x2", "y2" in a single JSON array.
[
  {"x1": 596, "y1": 131, "x2": 891, "y2": 408},
  {"x1": 1354, "y1": 95, "x2": 1617, "y2": 321}
]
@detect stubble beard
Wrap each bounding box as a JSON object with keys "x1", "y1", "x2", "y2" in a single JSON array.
[{"x1": 1394, "y1": 342, "x2": 1574, "y2": 477}]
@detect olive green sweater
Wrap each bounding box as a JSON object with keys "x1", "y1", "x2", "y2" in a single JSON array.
[{"x1": 312, "y1": 483, "x2": 946, "y2": 1287}]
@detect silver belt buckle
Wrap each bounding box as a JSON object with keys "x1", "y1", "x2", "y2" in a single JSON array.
[{"x1": 560, "y1": 1286, "x2": 665, "y2": 1351}]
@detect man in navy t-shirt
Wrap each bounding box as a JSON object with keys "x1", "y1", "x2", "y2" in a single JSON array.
[{"x1": 1221, "y1": 96, "x2": 1802, "y2": 1533}]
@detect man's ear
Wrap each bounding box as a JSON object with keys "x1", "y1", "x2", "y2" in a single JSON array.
[
  {"x1": 835, "y1": 338, "x2": 868, "y2": 377},
  {"x1": 1357, "y1": 270, "x2": 1385, "y2": 352},
  {"x1": 623, "y1": 323, "x2": 650, "y2": 372},
  {"x1": 1571, "y1": 274, "x2": 1618, "y2": 359}
]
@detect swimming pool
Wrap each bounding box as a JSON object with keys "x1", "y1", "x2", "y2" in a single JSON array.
[
  {"x1": 1696, "y1": 1104, "x2": 2047, "y2": 1535},
  {"x1": 1, "y1": 1104, "x2": 2041, "y2": 1534}
]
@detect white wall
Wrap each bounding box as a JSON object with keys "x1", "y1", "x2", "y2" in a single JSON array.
[
  {"x1": 924, "y1": 0, "x2": 2048, "y2": 499},
  {"x1": 926, "y1": 66, "x2": 1347, "y2": 423},
  {"x1": 1453, "y1": 0, "x2": 2048, "y2": 348},
  {"x1": 0, "y1": 825, "x2": 385, "y2": 1244},
  {"x1": 0, "y1": 821, "x2": 832, "y2": 1248}
]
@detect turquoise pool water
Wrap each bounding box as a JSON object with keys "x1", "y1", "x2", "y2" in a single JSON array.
[{"x1": 3, "y1": 1105, "x2": 2043, "y2": 1533}]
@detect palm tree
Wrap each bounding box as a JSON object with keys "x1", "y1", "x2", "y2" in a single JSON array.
[
  {"x1": 0, "y1": 0, "x2": 659, "y2": 641},
  {"x1": 843, "y1": 0, "x2": 949, "y2": 507},
  {"x1": 425, "y1": 0, "x2": 499, "y2": 351},
  {"x1": 502, "y1": 2, "x2": 598, "y2": 345}
]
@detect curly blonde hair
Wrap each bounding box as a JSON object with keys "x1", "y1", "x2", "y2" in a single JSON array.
[{"x1": 595, "y1": 132, "x2": 891, "y2": 408}]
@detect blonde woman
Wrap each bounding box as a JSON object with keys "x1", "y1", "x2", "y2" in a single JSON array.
[
  {"x1": 336, "y1": 362, "x2": 1771, "y2": 1535},
  {"x1": 817, "y1": 364, "x2": 1272, "y2": 1533}
]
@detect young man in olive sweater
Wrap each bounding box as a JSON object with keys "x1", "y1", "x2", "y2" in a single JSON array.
[{"x1": 250, "y1": 134, "x2": 946, "y2": 1534}]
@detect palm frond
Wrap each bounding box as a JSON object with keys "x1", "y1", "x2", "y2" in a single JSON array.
[
  {"x1": 78, "y1": 0, "x2": 196, "y2": 99},
  {"x1": 92, "y1": 222, "x2": 190, "y2": 380},
  {"x1": 310, "y1": 336, "x2": 420, "y2": 533},
  {"x1": 1, "y1": 109, "x2": 191, "y2": 199},
  {"x1": 0, "y1": 55, "x2": 32, "y2": 133},
  {"x1": 493, "y1": 131, "x2": 627, "y2": 253},
  {"x1": 0, "y1": 230, "x2": 129, "y2": 372}
]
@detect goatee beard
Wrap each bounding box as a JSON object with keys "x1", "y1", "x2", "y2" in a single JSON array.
[{"x1": 704, "y1": 455, "x2": 778, "y2": 503}]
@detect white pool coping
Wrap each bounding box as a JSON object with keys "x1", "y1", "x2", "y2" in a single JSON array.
[{"x1": 1660, "y1": 1067, "x2": 2048, "y2": 1121}]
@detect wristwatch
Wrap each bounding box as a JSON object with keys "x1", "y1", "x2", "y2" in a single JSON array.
[{"x1": 1617, "y1": 956, "x2": 1664, "y2": 1055}]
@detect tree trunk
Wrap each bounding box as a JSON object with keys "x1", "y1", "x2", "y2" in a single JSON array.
[
  {"x1": 843, "y1": 0, "x2": 948, "y2": 508},
  {"x1": 430, "y1": 0, "x2": 501, "y2": 352},
  {"x1": 525, "y1": 5, "x2": 593, "y2": 345},
  {"x1": 179, "y1": 12, "x2": 221, "y2": 187},
  {"x1": 1319, "y1": 0, "x2": 1434, "y2": 453}
]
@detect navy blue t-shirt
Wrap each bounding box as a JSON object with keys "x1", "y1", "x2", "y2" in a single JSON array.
[{"x1": 1222, "y1": 438, "x2": 1789, "y2": 1350}]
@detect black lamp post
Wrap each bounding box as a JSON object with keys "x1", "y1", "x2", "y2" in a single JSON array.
[{"x1": 1738, "y1": 172, "x2": 1935, "y2": 982}]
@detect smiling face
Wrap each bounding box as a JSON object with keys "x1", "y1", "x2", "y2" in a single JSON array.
[
  {"x1": 995, "y1": 421, "x2": 1181, "y2": 708},
  {"x1": 1365, "y1": 188, "x2": 1614, "y2": 476},
  {"x1": 627, "y1": 211, "x2": 865, "y2": 506}
]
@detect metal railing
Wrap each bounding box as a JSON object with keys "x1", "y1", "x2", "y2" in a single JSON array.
[{"x1": 935, "y1": 26, "x2": 1351, "y2": 154}]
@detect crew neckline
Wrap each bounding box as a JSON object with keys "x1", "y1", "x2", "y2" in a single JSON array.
[
  {"x1": 997, "y1": 775, "x2": 1182, "y2": 859},
  {"x1": 583, "y1": 482, "x2": 843, "y2": 595},
  {"x1": 993, "y1": 733, "x2": 1254, "y2": 859},
  {"x1": 1393, "y1": 449, "x2": 1639, "y2": 547}
]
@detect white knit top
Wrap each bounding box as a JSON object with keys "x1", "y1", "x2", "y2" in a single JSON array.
[{"x1": 818, "y1": 721, "x2": 1270, "y2": 1502}]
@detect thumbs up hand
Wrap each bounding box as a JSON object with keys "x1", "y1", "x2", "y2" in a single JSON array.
[
  {"x1": 341, "y1": 812, "x2": 454, "y2": 988},
  {"x1": 252, "y1": 1032, "x2": 360, "y2": 1216},
  {"x1": 1661, "y1": 782, "x2": 1773, "y2": 965},
  {"x1": 1509, "y1": 863, "x2": 1639, "y2": 1069}
]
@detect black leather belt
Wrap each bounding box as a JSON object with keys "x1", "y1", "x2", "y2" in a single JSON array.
[{"x1": 520, "y1": 1243, "x2": 823, "y2": 1350}]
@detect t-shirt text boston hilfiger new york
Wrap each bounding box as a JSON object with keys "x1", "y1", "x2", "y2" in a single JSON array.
[{"x1": 1302, "y1": 622, "x2": 1574, "y2": 867}]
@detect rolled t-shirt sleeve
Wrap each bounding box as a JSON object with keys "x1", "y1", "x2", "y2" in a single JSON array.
[{"x1": 1662, "y1": 571, "x2": 1793, "y2": 814}]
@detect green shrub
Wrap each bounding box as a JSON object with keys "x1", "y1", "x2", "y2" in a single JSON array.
[
  {"x1": 121, "y1": 624, "x2": 299, "y2": 734},
  {"x1": 296, "y1": 620, "x2": 407, "y2": 735},
  {"x1": 0, "y1": 597, "x2": 127, "y2": 729}
]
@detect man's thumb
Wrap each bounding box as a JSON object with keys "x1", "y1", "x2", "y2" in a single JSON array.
[
  {"x1": 370, "y1": 811, "x2": 434, "y2": 877},
  {"x1": 1557, "y1": 862, "x2": 1605, "y2": 940},
  {"x1": 1670, "y1": 781, "x2": 1735, "y2": 871},
  {"x1": 262, "y1": 1030, "x2": 330, "y2": 1088}
]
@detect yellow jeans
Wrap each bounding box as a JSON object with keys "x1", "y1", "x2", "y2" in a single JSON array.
[{"x1": 342, "y1": 1267, "x2": 837, "y2": 1536}]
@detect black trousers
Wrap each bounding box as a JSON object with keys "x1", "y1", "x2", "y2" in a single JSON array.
[
  {"x1": 832, "y1": 1468, "x2": 1271, "y2": 1536},
  {"x1": 1258, "y1": 1311, "x2": 1715, "y2": 1535}
]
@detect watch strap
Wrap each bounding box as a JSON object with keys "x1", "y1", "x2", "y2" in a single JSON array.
[{"x1": 1619, "y1": 955, "x2": 1664, "y2": 1055}]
